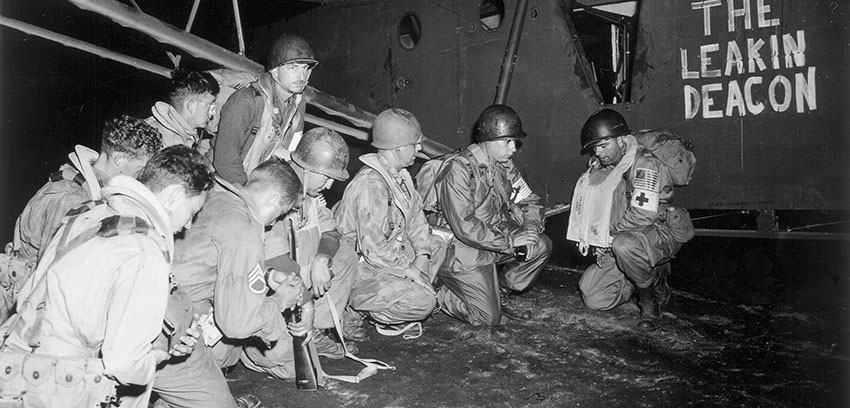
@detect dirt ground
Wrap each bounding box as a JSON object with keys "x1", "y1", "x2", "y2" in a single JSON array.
[{"x1": 226, "y1": 237, "x2": 849, "y2": 408}]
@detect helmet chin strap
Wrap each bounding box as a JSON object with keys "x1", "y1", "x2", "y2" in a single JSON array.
[
  {"x1": 270, "y1": 69, "x2": 307, "y2": 100},
  {"x1": 388, "y1": 148, "x2": 407, "y2": 171}
]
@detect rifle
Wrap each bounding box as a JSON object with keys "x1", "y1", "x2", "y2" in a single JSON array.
[
  {"x1": 283, "y1": 306, "x2": 323, "y2": 390},
  {"x1": 285, "y1": 216, "x2": 324, "y2": 390}
]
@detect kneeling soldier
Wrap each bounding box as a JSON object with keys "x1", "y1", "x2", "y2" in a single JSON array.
[{"x1": 334, "y1": 108, "x2": 447, "y2": 337}]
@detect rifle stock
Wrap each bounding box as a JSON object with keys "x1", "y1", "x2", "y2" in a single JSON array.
[{"x1": 284, "y1": 306, "x2": 322, "y2": 390}]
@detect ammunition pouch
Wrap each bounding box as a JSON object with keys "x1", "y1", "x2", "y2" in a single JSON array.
[
  {"x1": 152, "y1": 284, "x2": 194, "y2": 358},
  {"x1": 0, "y1": 249, "x2": 37, "y2": 324},
  {"x1": 665, "y1": 207, "x2": 695, "y2": 244},
  {"x1": 0, "y1": 352, "x2": 118, "y2": 407}
]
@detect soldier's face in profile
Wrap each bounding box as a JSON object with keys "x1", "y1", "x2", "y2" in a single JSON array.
[
  {"x1": 303, "y1": 171, "x2": 332, "y2": 197},
  {"x1": 592, "y1": 137, "x2": 624, "y2": 167},
  {"x1": 168, "y1": 190, "x2": 208, "y2": 233},
  {"x1": 483, "y1": 138, "x2": 518, "y2": 163},
  {"x1": 187, "y1": 92, "x2": 217, "y2": 129},
  {"x1": 396, "y1": 142, "x2": 422, "y2": 167}
]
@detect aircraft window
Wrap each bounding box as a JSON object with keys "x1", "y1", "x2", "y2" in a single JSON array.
[
  {"x1": 480, "y1": 0, "x2": 505, "y2": 31},
  {"x1": 570, "y1": 1, "x2": 639, "y2": 104},
  {"x1": 398, "y1": 13, "x2": 421, "y2": 50}
]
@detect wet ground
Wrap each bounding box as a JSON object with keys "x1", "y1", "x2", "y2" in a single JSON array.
[{"x1": 226, "y1": 237, "x2": 850, "y2": 408}]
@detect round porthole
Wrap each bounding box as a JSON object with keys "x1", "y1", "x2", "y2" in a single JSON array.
[
  {"x1": 398, "y1": 13, "x2": 421, "y2": 50},
  {"x1": 529, "y1": 6, "x2": 540, "y2": 20},
  {"x1": 480, "y1": 0, "x2": 505, "y2": 31}
]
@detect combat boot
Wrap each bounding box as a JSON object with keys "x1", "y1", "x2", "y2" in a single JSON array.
[
  {"x1": 636, "y1": 287, "x2": 661, "y2": 331},
  {"x1": 342, "y1": 306, "x2": 370, "y2": 343},
  {"x1": 500, "y1": 288, "x2": 532, "y2": 321},
  {"x1": 312, "y1": 328, "x2": 357, "y2": 359},
  {"x1": 653, "y1": 263, "x2": 671, "y2": 306},
  {"x1": 234, "y1": 394, "x2": 262, "y2": 408}
]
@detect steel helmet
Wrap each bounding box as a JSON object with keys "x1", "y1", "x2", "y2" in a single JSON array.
[
  {"x1": 291, "y1": 127, "x2": 350, "y2": 181},
  {"x1": 474, "y1": 104, "x2": 526, "y2": 142},
  {"x1": 371, "y1": 108, "x2": 424, "y2": 149},
  {"x1": 580, "y1": 108, "x2": 630, "y2": 150},
  {"x1": 265, "y1": 34, "x2": 318, "y2": 71}
]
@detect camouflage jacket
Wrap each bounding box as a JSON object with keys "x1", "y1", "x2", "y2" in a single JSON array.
[{"x1": 334, "y1": 153, "x2": 432, "y2": 270}]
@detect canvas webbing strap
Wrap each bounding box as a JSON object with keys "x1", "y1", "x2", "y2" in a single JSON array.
[
  {"x1": 374, "y1": 322, "x2": 423, "y2": 340},
  {"x1": 320, "y1": 293, "x2": 395, "y2": 383}
]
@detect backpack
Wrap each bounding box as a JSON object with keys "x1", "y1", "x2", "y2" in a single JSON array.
[
  {"x1": 205, "y1": 69, "x2": 259, "y2": 135},
  {"x1": 632, "y1": 129, "x2": 696, "y2": 186},
  {"x1": 414, "y1": 150, "x2": 468, "y2": 214}
]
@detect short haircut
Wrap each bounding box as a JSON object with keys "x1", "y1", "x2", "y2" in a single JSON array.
[
  {"x1": 169, "y1": 68, "x2": 220, "y2": 105},
  {"x1": 245, "y1": 158, "x2": 303, "y2": 207},
  {"x1": 137, "y1": 145, "x2": 215, "y2": 196},
  {"x1": 100, "y1": 114, "x2": 163, "y2": 159}
]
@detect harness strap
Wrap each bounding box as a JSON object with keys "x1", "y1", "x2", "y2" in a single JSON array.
[
  {"x1": 320, "y1": 293, "x2": 395, "y2": 383},
  {"x1": 375, "y1": 322, "x2": 423, "y2": 340},
  {"x1": 4, "y1": 205, "x2": 156, "y2": 350}
]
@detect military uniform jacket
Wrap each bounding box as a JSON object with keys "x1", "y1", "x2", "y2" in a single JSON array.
[
  {"x1": 608, "y1": 145, "x2": 675, "y2": 234},
  {"x1": 334, "y1": 153, "x2": 432, "y2": 270},
  {"x1": 171, "y1": 180, "x2": 287, "y2": 343},
  {"x1": 435, "y1": 143, "x2": 544, "y2": 254},
  {"x1": 212, "y1": 73, "x2": 305, "y2": 185},
  {"x1": 3, "y1": 176, "x2": 173, "y2": 387}
]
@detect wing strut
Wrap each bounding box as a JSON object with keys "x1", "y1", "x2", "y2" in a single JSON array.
[{"x1": 63, "y1": 0, "x2": 377, "y2": 131}]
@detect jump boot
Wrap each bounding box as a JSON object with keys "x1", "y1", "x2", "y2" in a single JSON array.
[
  {"x1": 636, "y1": 286, "x2": 661, "y2": 331},
  {"x1": 653, "y1": 263, "x2": 671, "y2": 306},
  {"x1": 342, "y1": 306, "x2": 370, "y2": 343},
  {"x1": 500, "y1": 288, "x2": 533, "y2": 321}
]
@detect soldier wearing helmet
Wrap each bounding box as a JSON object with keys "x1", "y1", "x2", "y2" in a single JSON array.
[
  {"x1": 241, "y1": 127, "x2": 362, "y2": 375},
  {"x1": 568, "y1": 108, "x2": 679, "y2": 330},
  {"x1": 432, "y1": 104, "x2": 552, "y2": 326},
  {"x1": 213, "y1": 34, "x2": 318, "y2": 185},
  {"x1": 334, "y1": 108, "x2": 449, "y2": 339}
]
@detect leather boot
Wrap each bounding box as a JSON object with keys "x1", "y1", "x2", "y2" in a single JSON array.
[
  {"x1": 653, "y1": 263, "x2": 671, "y2": 306},
  {"x1": 342, "y1": 306, "x2": 370, "y2": 343},
  {"x1": 234, "y1": 394, "x2": 262, "y2": 408},
  {"x1": 500, "y1": 288, "x2": 533, "y2": 321},
  {"x1": 636, "y1": 287, "x2": 660, "y2": 331}
]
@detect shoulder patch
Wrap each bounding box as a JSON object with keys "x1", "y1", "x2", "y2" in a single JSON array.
[
  {"x1": 633, "y1": 168, "x2": 659, "y2": 192},
  {"x1": 247, "y1": 263, "x2": 267, "y2": 294}
]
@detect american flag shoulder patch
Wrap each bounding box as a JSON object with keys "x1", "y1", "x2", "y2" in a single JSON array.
[{"x1": 634, "y1": 168, "x2": 659, "y2": 192}]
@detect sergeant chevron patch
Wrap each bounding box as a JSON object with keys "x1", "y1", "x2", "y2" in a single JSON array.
[{"x1": 247, "y1": 263, "x2": 267, "y2": 294}]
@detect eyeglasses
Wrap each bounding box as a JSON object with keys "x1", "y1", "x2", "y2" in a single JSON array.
[{"x1": 194, "y1": 97, "x2": 217, "y2": 113}]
